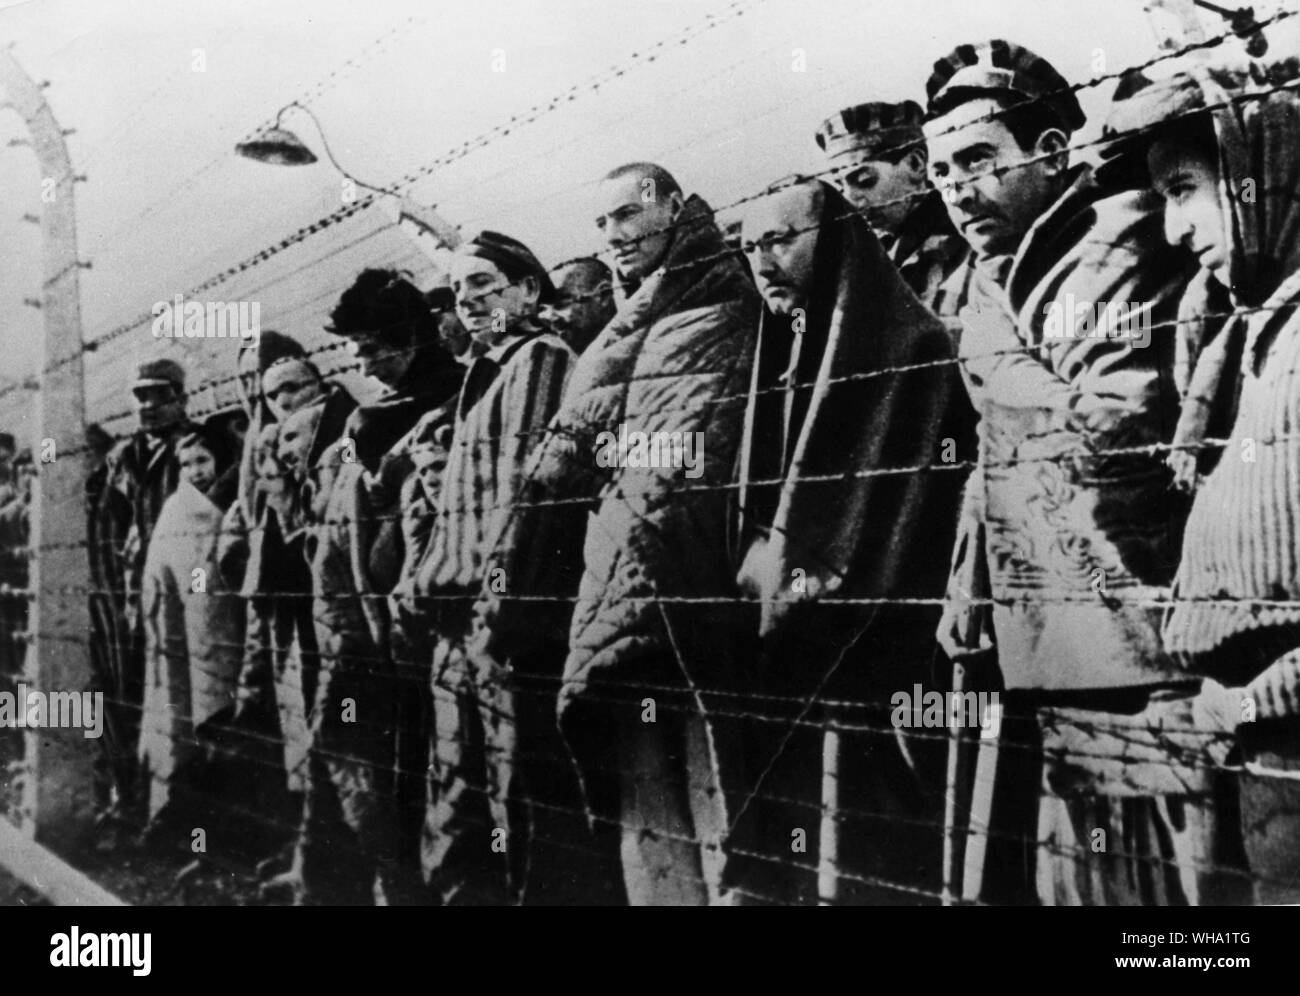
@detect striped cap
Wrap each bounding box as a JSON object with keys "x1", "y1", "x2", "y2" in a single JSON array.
[
  {"x1": 926, "y1": 39, "x2": 1085, "y2": 132},
  {"x1": 815, "y1": 100, "x2": 925, "y2": 160}
]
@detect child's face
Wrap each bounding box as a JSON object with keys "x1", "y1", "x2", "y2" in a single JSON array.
[
  {"x1": 179, "y1": 444, "x2": 217, "y2": 493},
  {"x1": 416, "y1": 462, "x2": 444, "y2": 502}
]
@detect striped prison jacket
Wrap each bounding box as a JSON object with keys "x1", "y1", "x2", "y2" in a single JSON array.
[{"x1": 414, "y1": 327, "x2": 575, "y2": 628}]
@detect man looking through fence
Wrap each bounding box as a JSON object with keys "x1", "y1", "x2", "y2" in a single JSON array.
[
  {"x1": 923, "y1": 39, "x2": 1196, "y2": 903},
  {"x1": 545, "y1": 257, "x2": 616, "y2": 355},
  {"x1": 817, "y1": 100, "x2": 967, "y2": 313},
  {"x1": 415, "y1": 231, "x2": 579, "y2": 905},
  {"x1": 730, "y1": 176, "x2": 962, "y2": 903},
  {"x1": 478, "y1": 162, "x2": 761, "y2": 904},
  {"x1": 93, "y1": 358, "x2": 192, "y2": 841}
]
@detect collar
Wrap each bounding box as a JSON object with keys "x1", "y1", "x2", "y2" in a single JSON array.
[
  {"x1": 1002, "y1": 163, "x2": 1094, "y2": 299},
  {"x1": 484, "y1": 338, "x2": 516, "y2": 364},
  {"x1": 485, "y1": 320, "x2": 548, "y2": 364}
]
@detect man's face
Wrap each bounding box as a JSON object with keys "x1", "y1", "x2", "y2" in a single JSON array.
[
  {"x1": 547, "y1": 265, "x2": 615, "y2": 352},
  {"x1": 263, "y1": 359, "x2": 324, "y2": 422},
  {"x1": 1148, "y1": 139, "x2": 1227, "y2": 277},
  {"x1": 132, "y1": 383, "x2": 186, "y2": 435},
  {"x1": 277, "y1": 406, "x2": 323, "y2": 480},
  {"x1": 178, "y1": 444, "x2": 217, "y2": 493},
  {"x1": 450, "y1": 255, "x2": 538, "y2": 349},
  {"x1": 742, "y1": 184, "x2": 822, "y2": 316},
  {"x1": 346, "y1": 330, "x2": 415, "y2": 388},
  {"x1": 831, "y1": 149, "x2": 927, "y2": 235},
  {"x1": 254, "y1": 423, "x2": 285, "y2": 495},
  {"x1": 0, "y1": 447, "x2": 13, "y2": 485},
  {"x1": 595, "y1": 174, "x2": 682, "y2": 282},
  {"x1": 924, "y1": 98, "x2": 1063, "y2": 260}
]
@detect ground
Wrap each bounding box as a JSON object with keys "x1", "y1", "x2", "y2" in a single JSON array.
[
  {"x1": 2, "y1": 731, "x2": 264, "y2": 906},
  {"x1": 0, "y1": 828, "x2": 267, "y2": 906}
]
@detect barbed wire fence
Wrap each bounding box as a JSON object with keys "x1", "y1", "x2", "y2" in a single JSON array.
[{"x1": 1, "y1": 0, "x2": 1299, "y2": 906}]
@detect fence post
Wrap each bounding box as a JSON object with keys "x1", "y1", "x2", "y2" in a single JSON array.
[{"x1": 0, "y1": 47, "x2": 94, "y2": 851}]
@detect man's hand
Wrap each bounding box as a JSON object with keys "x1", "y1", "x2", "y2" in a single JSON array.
[
  {"x1": 1166, "y1": 448, "x2": 1199, "y2": 493},
  {"x1": 1246, "y1": 650, "x2": 1300, "y2": 721},
  {"x1": 1067, "y1": 394, "x2": 1141, "y2": 438},
  {"x1": 937, "y1": 584, "x2": 994, "y2": 659}
]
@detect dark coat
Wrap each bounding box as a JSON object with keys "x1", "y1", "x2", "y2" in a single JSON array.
[
  {"x1": 733, "y1": 182, "x2": 965, "y2": 675},
  {"x1": 482, "y1": 193, "x2": 761, "y2": 831}
]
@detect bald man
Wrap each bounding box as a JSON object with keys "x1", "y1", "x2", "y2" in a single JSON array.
[
  {"x1": 734, "y1": 177, "x2": 964, "y2": 903},
  {"x1": 546, "y1": 257, "x2": 616, "y2": 355}
]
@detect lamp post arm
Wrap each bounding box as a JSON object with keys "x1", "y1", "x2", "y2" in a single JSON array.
[
  {"x1": 278, "y1": 101, "x2": 395, "y2": 196},
  {"x1": 276, "y1": 103, "x2": 461, "y2": 250}
]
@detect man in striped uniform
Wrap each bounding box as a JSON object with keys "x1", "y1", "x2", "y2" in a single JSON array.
[
  {"x1": 817, "y1": 100, "x2": 968, "y2": 317},
  {"x1": 416, "y1": 231, "x2": 578, "y2": 905}
]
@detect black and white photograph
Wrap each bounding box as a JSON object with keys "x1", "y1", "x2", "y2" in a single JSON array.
[{"x1": 0, "y1": 0, "x2": 1296, "y2": 949}]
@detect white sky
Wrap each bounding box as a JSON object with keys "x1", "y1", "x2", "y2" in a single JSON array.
[{"x1": 0, "y1": 0, "x2": 1290, "y2": 438}]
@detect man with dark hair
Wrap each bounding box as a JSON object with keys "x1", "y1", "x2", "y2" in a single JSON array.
[
  {"x1": 272, "y1": 268, "x2": 463, "y2": 905},
  {"x1": 546, "y1": 257, "x2": 616, "y2": 354},
  {"x1": 817, "y1": 100, "x2": 967, "y2": 312},
  {"x1": 922, "y1": 39, "x2": 1196, "y2": 904},
  {"x1": 596, "y1": 162, "x2": 687, "y2": 291},
  {"x1": 93, "y1": 358, "x2": 193, "y2": 834},
  {"x1": 479, "y1": 162, "x2": 760, "y2": 904},
  {"x1": 602, "y1": 160, "x2": 684, "y2": 199},
  {"x1": 415, "y1": 230, "x2": 580, "y2": 905}
]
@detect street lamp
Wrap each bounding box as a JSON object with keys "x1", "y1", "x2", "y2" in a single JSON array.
[
  {"x1": 237, "y1": 101, "x2": 392, "y2": 192},
  {"x1": 236, "y1": 101, "x2": 461, "y2": 248}
]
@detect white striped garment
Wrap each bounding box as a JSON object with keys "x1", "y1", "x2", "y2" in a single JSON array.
[{"x1": 418, "y1": 331, "x2": 574, "y2": 597}]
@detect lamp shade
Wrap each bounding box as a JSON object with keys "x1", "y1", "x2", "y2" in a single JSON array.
[{"x1": 235, "y1": 127, "x2": 318, "y2": 166}]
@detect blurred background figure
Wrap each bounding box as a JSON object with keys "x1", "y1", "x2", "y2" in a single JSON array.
[
  {"x1": 0, "y1": 435, "x2": 29, "y2": 678},
  {"x1": 93, "y1": 358, "x2": 192, "y2": 840},
  {"x1": 0, "y1": 437, "x2": 30, "y2": 806},
  {"x1": 545, "y1": 257, "x2": 616, "y2": 355},
  {"x1": 137, "y1": 420, "x2": 247, "y2": 876}
]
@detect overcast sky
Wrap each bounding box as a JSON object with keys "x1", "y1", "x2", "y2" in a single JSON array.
[{"x1": 0, "y1": 0, "x2": 1290, "y2": 435}]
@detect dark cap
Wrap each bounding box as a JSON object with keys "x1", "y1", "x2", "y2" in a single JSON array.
[
  {"x1": 926, "y1": 39, "x2": 1085, "y2": 133},
  {"x1": 133, "y1": 358, "x2": 186, "y2": 391},
  {"x1": 0, "y1": 433, "x2": 14, "y2": 453},
  {"x1": 1097, "y1": 70, "x2": 1210, "y2": 189},
  {"x1": 816, "y1": 100, "x2": 925, "y2": 161},
  {"x1": 458, "y1": 230, "x2": 557, "y2": 304}
]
